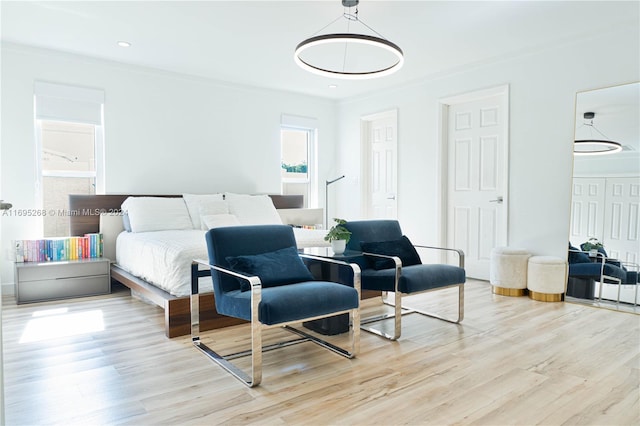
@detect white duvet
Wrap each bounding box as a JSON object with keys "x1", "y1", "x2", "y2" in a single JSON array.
[{"x1": 116, "y1": 228, "x2": 329, "y2": 297}]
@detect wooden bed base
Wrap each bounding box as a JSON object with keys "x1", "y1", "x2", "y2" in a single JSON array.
[
  {"x1": 110, "y1": 264, "x2": 245, "y2": 337},
  {"x1": 68, "y1": 193, "x2": 378, "y2": 338}
]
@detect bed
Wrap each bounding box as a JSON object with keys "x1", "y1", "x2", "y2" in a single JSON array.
[{"x1": 68, "y1": 193, "x2": 335, "y2": 338}]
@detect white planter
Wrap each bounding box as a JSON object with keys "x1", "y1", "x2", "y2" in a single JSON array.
[{"x1": 331, "y1": 239, "x2": 347, "y2": 255}]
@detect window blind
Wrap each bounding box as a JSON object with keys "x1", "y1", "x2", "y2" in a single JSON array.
[
  {"x1": 34, "y1": 81, "x2": 104, "y2": 125},
  {"x1": 281, "y1": 113, "x2": 318, "y2": 129}
]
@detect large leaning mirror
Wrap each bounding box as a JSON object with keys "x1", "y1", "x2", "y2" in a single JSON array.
[{"x1": 567, "y1": 81, "x2": 640, "y2": 312}]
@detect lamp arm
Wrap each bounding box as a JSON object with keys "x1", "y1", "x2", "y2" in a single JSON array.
[{"x1": 326, "y1": 175, "x2": 345, "y2": 185}]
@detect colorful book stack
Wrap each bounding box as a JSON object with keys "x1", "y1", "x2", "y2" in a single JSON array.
[{"x1": 14, "y1": 233, "x2": 103, "y2": 262}]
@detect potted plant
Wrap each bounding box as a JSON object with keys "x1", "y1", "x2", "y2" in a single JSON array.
[
  {"x1": 582, "y1": 237, "x2": 603, "y2": 257},
  {"x1": 324, "y1": 218, "x2": 351, "y2": 255}
]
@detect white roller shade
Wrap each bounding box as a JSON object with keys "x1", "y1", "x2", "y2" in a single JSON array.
[{"x1": 34, "y1": 81, "x2": 104, "y2": 125}]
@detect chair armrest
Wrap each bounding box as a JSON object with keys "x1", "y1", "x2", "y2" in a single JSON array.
[
  {"x1": 191, "y1": 259, "x2": 262, "y2": 295},
  {"x1": 413, "y1": 245, "x2": 465, "y2": 269},
  {"x1": 620, "y1": 261, "x2": 639, "y2": 271},
  {"x1": 569, "y1": 249, "x2": 606, "y2": 265},
  {"x1": 360, "y1": 253, "x2": 401, "y2": 293}
]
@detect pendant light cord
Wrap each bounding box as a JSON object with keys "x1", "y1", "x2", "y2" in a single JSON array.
[{"x1": 585, "y1": 119, "x2": 611, "y2": 140}]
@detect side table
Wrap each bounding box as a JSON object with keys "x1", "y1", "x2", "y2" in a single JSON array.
[
  {"x1": 14, "y1": 258, "x2": 111, "y2": 304},
  {"x1": 300, "y1": 247, "x2": 363, "y2": 335}
]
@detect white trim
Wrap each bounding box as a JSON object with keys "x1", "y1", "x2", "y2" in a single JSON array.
[
  {"x1": 34, "y1": 81, "x2": 104, "y2": 104},
  {"x1": 42, "y1": 171, "x2": 96, "y2": 178},
  {"x1": 95, "y1": 115, "x2": 106, "y2": 194}
]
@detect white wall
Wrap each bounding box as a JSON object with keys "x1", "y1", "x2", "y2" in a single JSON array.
[
  {"x1": 1, "y1": 23, "x2": 638, "y2": 287},
  {"x1": 333, "y1": 25, "x2": 640, "y2": 260},
  {"x1": 0, "y1": 43, "x2": 337, "y2": 286}
]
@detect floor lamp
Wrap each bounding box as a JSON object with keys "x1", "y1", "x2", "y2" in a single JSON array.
[{"x1": 325, "y1": 175, "x2": 345, "y2": 229}]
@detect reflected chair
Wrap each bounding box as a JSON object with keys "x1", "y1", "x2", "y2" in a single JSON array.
[
  {"x1": 568, "y1": 243, "x2": 638, "y2": 305},
  {"x1": 344, "y1": 220, "x2": 465, "y2": 340},
  {"x1": 191, "y1": 225, "x2": 360, "y2": 387}
]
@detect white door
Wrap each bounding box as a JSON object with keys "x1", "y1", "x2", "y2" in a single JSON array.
[
  {"x1": 570, "y1": 177, "x2": 606, "y2": 247},
  {"x1": 361, "y1": 110, "x2": 398, "y2": 219},
  {"x1": 602, "y1": 177, "x2": 640, "y2": 263},
  {"x1": 444, "y1": 88, "x2": 508, "y2": 280}
]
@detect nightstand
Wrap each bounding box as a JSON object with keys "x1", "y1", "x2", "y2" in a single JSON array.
[{"x1": 14, "y1": 258, "x2": 111, "y2": 304}]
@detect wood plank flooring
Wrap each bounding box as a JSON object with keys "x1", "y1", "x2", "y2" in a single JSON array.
[{"x1": 2, "y1": 280, "x2": 639, "y2": 425}]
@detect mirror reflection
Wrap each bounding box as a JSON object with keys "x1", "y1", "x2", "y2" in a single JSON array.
[{"x1": 568, "y1": 82, "x2": 640, "y2": 310}]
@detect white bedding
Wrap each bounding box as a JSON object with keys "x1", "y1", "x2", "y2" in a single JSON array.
[{"x1": 116, "y1": 227, "x2": 329, "y2": 297}]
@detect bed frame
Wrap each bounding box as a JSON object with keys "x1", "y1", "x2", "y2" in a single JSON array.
[{"x1": 68, "y1": 193, "x2": 304, "y2": 338}]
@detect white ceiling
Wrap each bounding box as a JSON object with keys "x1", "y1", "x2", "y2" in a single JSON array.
[
  {"x1": 574, "y1": 82, "x2": 640, "y2": 153},
  {"x1": 1, "y1": 1, "x2": 638, "y2": 100}
]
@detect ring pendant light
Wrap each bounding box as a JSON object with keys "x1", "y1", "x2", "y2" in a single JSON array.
[
  {"x1": 294, "y1": 0, "x2": 404, "y2": 80},
  {"x1": 574, "y1": 112, "x2": 623, "y2": 156}
]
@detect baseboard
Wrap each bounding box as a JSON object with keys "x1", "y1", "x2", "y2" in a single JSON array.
[{"x1": 2, "y1": 283, "x2": 15, "y2": 296}]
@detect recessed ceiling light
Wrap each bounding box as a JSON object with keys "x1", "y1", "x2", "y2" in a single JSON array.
[
  {"x1": 328, "y1": 84, "x2": 338, "y2": 89},
  {"x1": 117, "y1": 41, "x2": 131, "y2": 48}
]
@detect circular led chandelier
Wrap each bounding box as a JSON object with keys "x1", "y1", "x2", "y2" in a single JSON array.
[
  {"x1": 574, "y1": 112, "x2": 623, "y2": 156},
  {"x1": 294, "y1": 0, "x2": 404, "y2": 80}
]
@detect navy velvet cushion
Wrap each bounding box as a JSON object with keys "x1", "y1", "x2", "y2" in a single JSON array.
[
  {"x1": 215, "y1": 281, "x2": 359, "y2": 325},
  {"x1": 360, "y1": 235, "x2": 422, "y2": 270},
  {"x1": 575, "y1": 244, "x2": 624, "y2": 268},
  {"x1": 568, "y1": 243, "x2": 590, "y2": 264},
  {"x1": 226, "y1": 246, "x2": 314, "y2": 291},
  {"x1": 569, "y1": 262, "x2": 628, "y2": 283},
  {"x1": 361, "y1": 264, "x2": 466, "y2": 293}
]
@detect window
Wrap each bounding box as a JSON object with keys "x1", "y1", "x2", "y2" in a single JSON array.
[
  {"x1": 280, "y1": 114, "x2": 317, "y2": 208},
  {"x1": 34, "y1": 82, "x2": 105, "y2": 237}
]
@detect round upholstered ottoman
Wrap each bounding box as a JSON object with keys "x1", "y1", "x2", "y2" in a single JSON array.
[
  {"x1": 527, "y1": 256, "x2": 567, "y2": 302},
  {"x1": 490, "y1": 247, "x2": 531, "y2": 296}
]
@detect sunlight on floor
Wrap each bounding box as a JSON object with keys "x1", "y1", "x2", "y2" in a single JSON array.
[{"x1": 19, "y1": 307, "x2": 105, "y2": 343}]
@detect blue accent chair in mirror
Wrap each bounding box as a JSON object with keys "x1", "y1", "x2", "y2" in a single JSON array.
[
  {"x1": 191, "y1": 225, "x2": 361, "y2": 387},
  {"x1": 568, "y1": 243, "x2": 638, "y2": 305},
  {"x1": 343, "y1": 220, "x2": 465, "y2": 340}
]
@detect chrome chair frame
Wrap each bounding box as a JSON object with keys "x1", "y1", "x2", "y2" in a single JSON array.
[
  {"x1": 190, "y1": 256, "x2": 361, "y2": 387},
  {"x1": 360, "y1": 245, "x2": 465, "y2": 341},
  {"x1": 570, "y1": 249, "x2": 638, "y2": 306}
]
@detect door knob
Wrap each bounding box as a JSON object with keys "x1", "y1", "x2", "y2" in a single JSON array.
[
  {"x1": 489, "y1": 196, "x2": 503, "y2": 204},
  {"x1": 387, "y1": 195, "x2": 396, "y2": 200}
]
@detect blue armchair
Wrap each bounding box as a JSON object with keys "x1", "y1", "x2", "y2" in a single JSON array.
[
  {"x1": 568, "y1": 243, "x2": 638, "y2": 305},
  {"x1": 191, "y1": 225, "x2": 361, "y2": 387},
  {"x1": 344, "y1": 220, "x2": 465, "y2": 340}
]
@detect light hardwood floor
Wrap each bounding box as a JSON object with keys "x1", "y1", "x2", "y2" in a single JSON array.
[{"x1": 3, "y1": 280, "x2": 639, "y2": 425}]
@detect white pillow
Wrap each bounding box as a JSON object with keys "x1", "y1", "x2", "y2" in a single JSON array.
[
  {"x1": 198, "y1": 199, "x2": 229, "y2": 215},
  {"x1": 182, "y1": 193, "x2": 224, "y2": 229},
  {"x1": 121, "y1": 197, "x2": 193, "y2": 233},
  {"x1": 199, "y1": 201, "x2": 230, "y2": 229},
  {"x1": 224, "y1": 193, "x2": 283, "y2": 225},
  {"x1": 201, "y1": 214, "x2": 241, "y2": 230}
]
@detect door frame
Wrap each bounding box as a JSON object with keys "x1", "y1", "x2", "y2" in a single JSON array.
[
  {"x1": 438, "y1": 85, "x2": 510, "y2": 253},
  {"x1": 360, "y1": 109, "x2": 398, "y2": 219}
]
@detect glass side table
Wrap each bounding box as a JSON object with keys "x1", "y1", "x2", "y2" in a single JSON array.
[{"x1": 299, "y1": 247, "x2": 363, "y2": 335}]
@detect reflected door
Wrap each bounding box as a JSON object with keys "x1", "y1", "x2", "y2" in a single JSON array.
[
  {"x1": 603, "y1": 177, "x2": 640, "y2": 263},
  {"x1": 570, "y1": 177, "x2": 606, "y2": 246}
]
